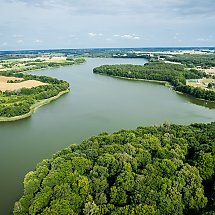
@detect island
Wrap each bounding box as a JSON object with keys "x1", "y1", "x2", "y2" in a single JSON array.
[
  {"x1": 0, "y1": 56, "x2": 85, "y2": 121},
  {"x1": 93, "y1": 61, "x2": 215, "y2": 101},
  {"x1": 14, "y1": 122, "x2": 215, "y2": 215}
]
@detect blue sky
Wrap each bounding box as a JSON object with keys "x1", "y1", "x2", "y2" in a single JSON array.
[{"x1": 0, "y1": 0, "x2": 215, "y2": 50}]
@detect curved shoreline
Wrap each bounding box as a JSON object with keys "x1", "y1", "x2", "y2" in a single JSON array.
[
  {"x1": 96, "y1": 73, "x2": 215, "y2": 103},
  {"x1": 0, "y1": 89, "x2": 69, "y2": 122},
  {"x1": 95, "y1": 73, "x2": 170, "y2": 85}
]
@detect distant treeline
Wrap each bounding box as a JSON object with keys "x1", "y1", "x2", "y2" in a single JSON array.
[
  {"x1": 0, "y1": 58, "x2": 85, "y2": 73},
  {"x1": 14, "y1": 122, "x2": 215, "y2": 215},
  {"x1": 0, "y1": 72, "x2": 69, "y2": 118},
  {"x1": 93, "y1": 62, "x2": 215, "y2": 101},
  {"x1": 165, "y1": 54, "x2": 215, "y2": 68},
  {"x1": 112, "y1": 53, "x2": 151, "y2": 59}
]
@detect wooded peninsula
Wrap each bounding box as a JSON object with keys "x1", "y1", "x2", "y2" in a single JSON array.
[
  {"x1": 14, "y1": 122, "x2": 215, "y2": 215},
  {"x1": 93, "y1": 61, "x2": 215, "y2": 101},
  {"x1": 0, "y1": 57, "x2": 85, "y2": 121}
]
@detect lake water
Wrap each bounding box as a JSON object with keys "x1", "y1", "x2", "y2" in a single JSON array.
[{"x1": 0, "y1": 58, "x2": 215, "y2": 214}]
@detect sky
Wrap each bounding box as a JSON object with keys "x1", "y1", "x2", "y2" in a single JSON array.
[{"x1": 0, "y1": 0, "x2": 215, "y2": 50}]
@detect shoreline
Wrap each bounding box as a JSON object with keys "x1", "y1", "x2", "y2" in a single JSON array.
[
  {"x1": 0, "y1": 89, "x2": 69, "y2": 122},
  {"x1": 96, "y1": 73, "x2": 215, "y2": 103},
  {"x1": 0, "y1": 59, "x2": 86, "y2": 74},
  {"x1": 97, "y1": 73, "x2": 170, "y2": 85}
]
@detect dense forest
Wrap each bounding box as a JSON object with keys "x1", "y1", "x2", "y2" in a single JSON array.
[
  {"x1": 0, "y1": 72, "x2": 69, "y2": 118},
  {"x1": 14, "y1": 122, "x2": 215, "y2": 215},
  {"x1": 165, "y1": 54, "x2": 215, "y2": 68},
  {"x1": 93, "y1": 62, "x2": 215, "y2": 101}
]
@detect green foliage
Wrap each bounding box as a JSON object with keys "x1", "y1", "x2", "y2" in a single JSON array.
[
  {"x1": 0, "y1": 56, "x2": 86, "y2": 118},
  {"x1": 14, "y1": 122, "x2": 215, "y2": 215},
  {"x1": 165, "y1": 54, "x2": 215, "y2": 68},
  {"x1": 0, "y1": 73, "x2": 69, "y2": 118},
  {"x1": 93, "y1": 62, "x2": 215, "y2": 101},
  {"x1": 0, "y1": 58, "x2": 86, "y2": 73}
]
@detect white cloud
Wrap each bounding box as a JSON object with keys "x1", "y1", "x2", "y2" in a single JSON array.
[
  {"x1": 11, "y1": 0, "x2": 215, "y2": 17},
  {"x1": 114, "y1": 34, "x2": 141, "y2": 40},
  {"x1": 13, "y1": 34, "x2": 24, "y2": 38},
  {"x1": 196, "y1": 38, "x2": 210, "y2": 42},
  {"x1": 0, "y1": 0, "x2": 215, "y2": 49},
  {"x1": 88, "y1": 33, "x2": 97, "y2": 37},
  {"x1": 2, "y1": 42, "x2": 8, "y2": 46},
  {"x1": 121, "y1": 34, "x2": 133, "y2": 39},
  {"x1": 88, "y1": 33, "x2": 103, "y2": 37},
  {"x1": 35, "y1": 39, "x2": 43, "y2": 43},
  {"x1": 17, "y1": 39, "x2": 24, "y2": 43}
]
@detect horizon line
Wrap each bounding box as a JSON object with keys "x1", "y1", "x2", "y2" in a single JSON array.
[{"x1": 1, "y1": 46, "x2": 215, "y2": 53}]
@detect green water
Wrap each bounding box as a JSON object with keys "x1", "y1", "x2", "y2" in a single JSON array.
[{"x1": 0, "y1": 58, "x2": 215, "y2": 214}]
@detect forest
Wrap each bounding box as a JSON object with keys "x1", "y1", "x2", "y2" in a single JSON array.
[
  {"x1": 0, "y1": 72, "x2": 69, "y2": 118},
  {"x1": 93, "y1": 62, "x2": 215, "y2": 101},
  {"x1": 14, "y1": 122, "x2": 215, "y2": 215},
  {"x1": 164, "y1": 54, "x2": 215, "y2": 68}
]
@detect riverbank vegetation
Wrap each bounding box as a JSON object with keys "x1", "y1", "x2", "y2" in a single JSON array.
[
  {"x1": 0, "y1": 72, "x2": 69, "y2": 119},
  {"x1": 0, "y1": 56, "x2": 86, "y2": 120},
  {"x1": 93, "y1": 62, "x2": 215, "y2": 101},
  {"x1": 14, "y1": 122, "x2": 215, "y2": 215}
]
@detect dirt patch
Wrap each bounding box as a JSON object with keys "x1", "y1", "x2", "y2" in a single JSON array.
[
  {"x1": 186, "y1": 78, "x2": 215, "y2": 90},
  {"x1": 0, "y1": 76, "x2": 47, "y2": 92},
  {"x1": 205, "y1": 67, "x2": 215, "y2": 75},
  {"x1": 40, "y1": 56, "x2": 67, "y2": 62}
]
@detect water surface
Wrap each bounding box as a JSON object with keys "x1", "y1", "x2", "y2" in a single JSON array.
[{"x1": 0, "y1": 58, "x2": 215, "y2": 214}]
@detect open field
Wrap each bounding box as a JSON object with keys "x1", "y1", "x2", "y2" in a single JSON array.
[
  {"x1": 0, "y1": 75, "x2": 47, "y2": 92},
  {"x1": 186, "y1": 78, "x2": 215, "y2": 90},
  {"x1": 0, "y1": 56, "x2": 85, "y2": 73},
  {"x1": 10, "y1": 56, "x2": 67, "y2": 62},
  {"x1": 205, "y1": 67, "x2": 215, "y2": 75},
  {"x1": 138, "y1": 50, "x2": 212, "y2": 56},
  {"x1": 0, "y1": 76, "x2": 23, "y2": 82}
]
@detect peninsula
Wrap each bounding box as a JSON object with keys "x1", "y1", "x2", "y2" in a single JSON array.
[
  {"x1": 93, "y1": 60, "x2": 215, "y2": 101},
  {"x1": 0, "y1": 56, "x2": 85, "y2": 121}
]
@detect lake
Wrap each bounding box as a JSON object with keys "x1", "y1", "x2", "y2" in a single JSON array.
[{"x1": 0, "y1": 58, "x2": 215, "y2": 214}]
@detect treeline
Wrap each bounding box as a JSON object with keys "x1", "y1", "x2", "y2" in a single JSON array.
[
  {"x1": 165, "y1": 54, "x2": 215, "y2": 68},
  {"x1": 0, "y1": 73, "x2": 69, "y2": 118},
  {"x1": 14, "y1": 122, "x2": 215, "y2": 215},
  {"x1": 93, "y1": 62, "x2": 215, "y2": 101},
  {"x1": 0, "y1": 58, "x2": 86, "y2": 73},
  {"x1": 113, "y1": 53, "x2": 151, "y2": 59}
]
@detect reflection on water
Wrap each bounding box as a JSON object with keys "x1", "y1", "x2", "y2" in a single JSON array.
[{"x1": 176, "y1": 92, "x2": 215, "y2": 109}]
